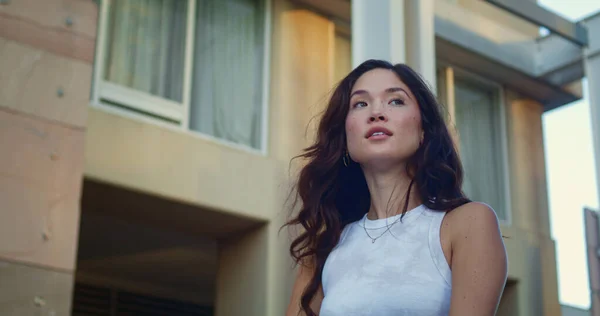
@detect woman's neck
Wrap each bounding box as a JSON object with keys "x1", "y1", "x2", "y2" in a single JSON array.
[{"x1": 362, "y1": 164, "x2": 422, "y2": 220}]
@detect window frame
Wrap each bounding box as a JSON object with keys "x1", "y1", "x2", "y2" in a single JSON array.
[
  {"x1": 91, "y1": 0, "x2": 273, "y2": 155},
  {"x1": 437, "y1": 64, "x2": 513, "y2": 225}
]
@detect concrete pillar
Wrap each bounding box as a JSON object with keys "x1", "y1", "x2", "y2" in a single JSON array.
[
  {"x1": 268, "y1": 2, "x2": 336, "y2": 315},
  {"x1": 216, "y1": 0, "x2": 338, "y2": 315},
  {"x1": 505, "y1": 91, "x2": 561, "y2": 316},
  {"x1": 351, "y1": 0, "x2": 406, "y2": 67},
  {"x1": 269, "y1": 1, "x2": 336, "y2": 163},
  {"x1": 583, "y1": 14, "x2": 600, "y2": 315},
  {"x1": 405, "y1": 0, "x2": 437, "y2": 90},
  {"x1": 351, "y1": 0, "x2": 436, "y2": 90},
  {"x1": 583, "y1": 15, "x2": 600, "y2": 213},
  {"x1": 506, "y1": 94, "x2": 552, "y2": 237},
  {"x1": 215, "y1": 226, "x2": 269, "y2": 316},
  {"x1": 584, "y1": 208, "x2": 600, "y2": 316},
  {"x1": 0, "y1": 0, "x2": 97, "y2": 314}
]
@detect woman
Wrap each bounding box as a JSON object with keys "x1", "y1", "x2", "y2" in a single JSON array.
[{"x1": 284, "y1": 60, "x2": 507, "y2": 316}]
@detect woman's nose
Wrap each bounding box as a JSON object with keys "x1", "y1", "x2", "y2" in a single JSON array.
[
  {"x1": 369, "y1": 114, "x2": 387, "y2": 122},
  {"x1": 369, "y1": 105, "x2": 387, "y2": 122}
]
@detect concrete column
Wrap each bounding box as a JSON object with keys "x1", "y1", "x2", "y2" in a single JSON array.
[
  {"x1": 584, "y1": 208, "x2": 600, "y2": 316},
  {"x1": 505, "y1": 90, "x2": 560, "y2": 316},
  {"x1": 506, "y1": 93, "x2": 551, "y2": 237},
  {"x1": 351, "y1": 0, "x2": 436, "y2": 90},
  {"x1": 236, "y1": 0, "x2": 338, "y2": 315},
  {"x1": 583, "y1": 15, "x2": 600, "y2": 212},
  {"x1": 269, "y1": 0, "x2": 336, "y2": 163},
  {"x1": 268, "y1": 2, "x2": 336, "y2": 315},
  {"x1": 583, "y1": 14, "x2": 600, "y2": 315},
  {"x1": 0, "y1": 0, "x2": 97, "y2": 314},
  {"x1": 215, "y1": 226, "x2": 269, "y2": 316},
  {"x1": 405, "y1": 0, "x2": 437, "y2": 90},
  {"x1": 351, "y1": 0, "x2": 406, "y2": 67}
]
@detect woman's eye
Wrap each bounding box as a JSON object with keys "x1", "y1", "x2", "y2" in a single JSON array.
[
  {"x1": 353, "y1": 101, "x2": 367, "y2": 108},
  {"x1": 390, "y1": 99, "x2": 405, "y2": 106}
]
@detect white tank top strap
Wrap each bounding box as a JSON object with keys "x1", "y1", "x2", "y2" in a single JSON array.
[{"x1": 426, "y1": 208, "x2": 452, "y2": 286}]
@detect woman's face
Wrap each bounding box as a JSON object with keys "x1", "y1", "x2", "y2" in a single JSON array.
[{"x1": 345, "y1": 68, "x2": 423, "y2": 169}]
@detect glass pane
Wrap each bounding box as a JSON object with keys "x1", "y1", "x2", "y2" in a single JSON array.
[
  {"x1": 103, "y1": 0, "x2": 187, "y2": 102},
  {"x1": 189, "y1": 0, "x2": 265, "y2": 149},
  {"x1": 454, "y1": 78, "x2": 507, "y2": 220}
]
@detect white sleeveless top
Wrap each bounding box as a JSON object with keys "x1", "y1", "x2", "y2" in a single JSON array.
[{"x1": 320, "y1": 204, "x2": 452, "y2": 316}]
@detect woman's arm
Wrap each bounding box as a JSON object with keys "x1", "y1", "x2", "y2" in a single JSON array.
[
  {"x1": 447, "y1": 202, "x2": 508, "y2": 316},
  {"x1": 286, "y1": 260, "x2": 324, "y2": 316}
]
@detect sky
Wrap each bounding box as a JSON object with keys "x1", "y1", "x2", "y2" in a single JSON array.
[{"x1": 538, "y1": 0, "x2": 600, "y2": 309}]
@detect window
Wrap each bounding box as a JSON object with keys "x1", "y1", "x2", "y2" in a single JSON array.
[
  {"x1": 93, "y1": 0, "x2": 270, "y2": 151},
  {"x1": 438, "y1": 66, "x2": 511, "y2": 222}
]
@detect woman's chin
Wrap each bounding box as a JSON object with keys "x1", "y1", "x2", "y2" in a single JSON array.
[{"x1": 357, "y1": 154, "x2": 409, "y2": 172}]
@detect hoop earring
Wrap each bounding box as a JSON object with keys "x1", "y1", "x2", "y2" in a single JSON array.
[{"x1": 343, "y1": 151, "x2": 350, "y2": 167}]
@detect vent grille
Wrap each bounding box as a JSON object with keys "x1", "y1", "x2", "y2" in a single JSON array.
[
  {"x1": 72, "y1": 283, "x2": 111, "y2": 315},
  {"x1": 72, "y1": 283, "x2": 213, "y2": 316}
]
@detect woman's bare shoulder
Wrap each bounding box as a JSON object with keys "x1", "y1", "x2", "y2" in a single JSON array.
[{"x1": 445, "y1": 201, "x2": 501, "y2": 233}]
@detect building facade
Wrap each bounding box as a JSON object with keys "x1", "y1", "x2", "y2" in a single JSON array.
[{"x1": 1, "y1": 0, "x2": 598, "y2": 315}]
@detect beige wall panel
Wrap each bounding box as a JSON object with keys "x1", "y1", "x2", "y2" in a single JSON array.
[
  {"x1": 506, "y1": 91, "x2": 552, "y2": 237},
  {"x1": 501, "y1": 226, "x2": 527, "y2": 281},
  {"x1": 215, "y1": 225, "x2": 268, "y2": 316},
  {"x1": 0, "y1": 109, "x2": 85, "y2": 199},
  {"x1": 501, "y1": 225, "x2": 548, "y2": 278},
  {"x1": 84, "y1": 108, "x2": 286, "y2": 222},
  {"x1": 540, "y1": 238, "x2": 561, "y2": 316},
  {"x1": 502, "y1": 223, "x2": 560, "y2": 315},
  {"x1": 269, "y1": 7, "x2": 335, "y2": 163},
  {"x1": 0, "y1": 0, "x2": 97, "y2": 63},
  {"x1": 0, "y1": 39, "x2": 92, "y2": 128},
  {"x1": 503, "y1": 89, "x2": 559, "y2": 315},
  {"x1": 334, "y1": 34, "x2": 352, "y2": 83},
  {"x1": 0, "y1": 260, "x2": 74, "y2": 316},
  {"x1": 501, "y1": 226, "x2": 545, "y2": 316},
  {"x1": 0, "y1": 0, "x2": 97, "y2": 38},
  {"x1": 0, "y1": 109, "x2": 84, "y2": 271},
  {"x1": 497, "y1": 280, "x2": 518, "y2": 316},
  {"x1": 264, "y1": 4, "x2": 337, "y2": 314},
  {"x1": 265, "y1": 216, "x2": 296, "y2": 316}
]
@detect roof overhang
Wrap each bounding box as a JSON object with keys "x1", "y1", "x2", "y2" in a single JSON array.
[
  {"x1": 537, "y1": 12, "x2": 600, "y2": 104},
  {"x1": 292, "y1": 0, "x2": 593, "y2": 111},
  {"x1": 484, "y1": 0, "x2": 588, "y2": 47},
  {"x1": 435, "y1": 0, "x2": 592, "y2": 111}
]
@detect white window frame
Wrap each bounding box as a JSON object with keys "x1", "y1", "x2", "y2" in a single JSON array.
[
  {"x1": 91, "y1": 0, "x2": 272, "y2": 155},
  {"x1": 438, "y1": 64, "x2": 513, "y2": 226}
]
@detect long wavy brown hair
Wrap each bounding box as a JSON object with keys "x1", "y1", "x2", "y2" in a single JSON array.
[{"x1": 284, "y1": 59, "x2": 470, "y2": 316}]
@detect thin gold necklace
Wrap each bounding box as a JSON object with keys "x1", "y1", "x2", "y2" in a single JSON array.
[{"x1": 362, "y1": 213, "x2": 403, "y2": 243}]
